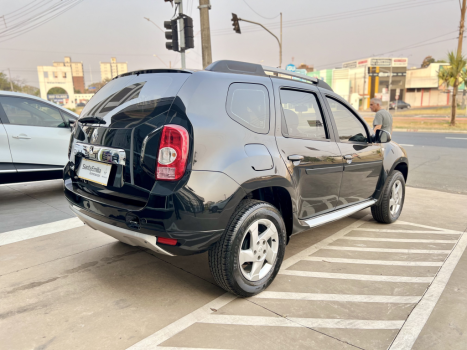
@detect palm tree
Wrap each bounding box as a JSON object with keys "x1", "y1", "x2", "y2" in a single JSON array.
[{"x1": 438, "y1": 51, "x2": 467, "y2": 126}]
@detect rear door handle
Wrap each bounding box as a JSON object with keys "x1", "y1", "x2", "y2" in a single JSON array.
[
  {"x1": 343, "y1": 154, "x2": 352, "y2": 164},
  {"x1": 13, "y1": 134, "x2": 31, "y2": 139},
  {"x1": 288, "y1": 155, "x2": 304, "y2": 165}
]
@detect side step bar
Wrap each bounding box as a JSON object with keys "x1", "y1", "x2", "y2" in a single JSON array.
[{"x1": 299, "y1": 199, "x2": 377, "y2": 229}]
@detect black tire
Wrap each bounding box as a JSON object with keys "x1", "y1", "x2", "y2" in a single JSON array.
[
  {"x1": 371, "y1": 170, "x2": 405, "y2": 224},
  {"x1": 208, "y1": 199, "x2": 287, "y2": 297}
]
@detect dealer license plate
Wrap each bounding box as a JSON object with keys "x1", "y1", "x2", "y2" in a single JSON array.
[{"x1": 77, "y1": 159, "x2": 112, "y2": 186}]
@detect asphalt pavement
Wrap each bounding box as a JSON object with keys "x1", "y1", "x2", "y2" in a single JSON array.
[{"x1": 391, "y1": 132, "x2": 467, "y2": 195}]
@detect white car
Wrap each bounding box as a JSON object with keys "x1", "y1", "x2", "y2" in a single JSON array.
[{"x1": 0, "y1": 91, "x2": 78, "y2": 179}]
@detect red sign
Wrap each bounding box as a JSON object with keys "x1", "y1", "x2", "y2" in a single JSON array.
[{"x1": 358, "y1": 60, "x2": 368, "y2": 65}]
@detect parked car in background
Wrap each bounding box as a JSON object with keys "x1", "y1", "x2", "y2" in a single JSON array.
[
  {"x1": 64, "y1": 60, "x2": 409, "y2": 297},
  {"x1": 389, "y1": 100, "x2": 411, "y2": 109},
  {"x1": 0, "y1": 91, "x2": 78, "y2": 182},
  {"x1": 77, "y1": 102, "x2": 86, "y2": 107}
]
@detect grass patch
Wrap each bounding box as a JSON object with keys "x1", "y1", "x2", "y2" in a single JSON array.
[{"x1": 363, "y1": 117, "x2": 467, "y2": 131}]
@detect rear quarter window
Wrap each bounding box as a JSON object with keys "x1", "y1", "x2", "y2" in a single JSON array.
[{"x1": 226, "y1": 83, "x2": 270, "y2": 134}]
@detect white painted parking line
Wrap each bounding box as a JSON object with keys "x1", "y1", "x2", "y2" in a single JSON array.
[
  {"x1": 303, "y1": 257, "x2": 444, "y2": 267},
  {"x1": 389, "y1": 230, "x2": 467, "y2": 349},
  {"x1": 323, "y1": 246, "x2": 452, "y2": 254},
  {"x1": 446, "y1": 137, "x2": 467, "y2": 140},
  {"x1": 341, "y1": 237, "x2": 458, "y2": 243},
  {"x1": 355, "y1": 228, "x2": 462, "y2": 235},
  {"x1": 127, "y1": 215, "x2": 462, "y2": 349},
  {"x1": 282, "y1": 215, "x2": 371, "y2": 270},
  {"x1": 0, "y1": 218, "x2": 84, "y2": 246},
  {"x1": 279, "y1": 270, "x2": 434, "y2": 283},
  {"x1": 200, "y1": 315, "x2": 405, "y2": 330},
  {"x1": 396, "y1": 221, "x2": 463, "y2": 234},
  {"x1": 128, "y1": 293, "x2": 236, "y2": 350},
  {"x1": 252, "y1": 292, "x2": 421, "y2": 303},
  {"x1": 399, "y1": 144, "x2": 414, "y2": 147}
]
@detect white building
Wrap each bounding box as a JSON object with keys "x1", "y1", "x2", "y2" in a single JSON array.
[
  {"x1": 100, "y1": 57, "x2": 128, "y2": 81},
  {"x1": 405, "y1": 63, "x2": 451, "y2": 107},
  {"x1": 37, "y1": 65, "x2": 75, "y2": 108}
]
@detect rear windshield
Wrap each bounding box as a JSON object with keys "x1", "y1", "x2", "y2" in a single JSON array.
[{"x1": 79, "y1": 72, "x2": 191, "y2": 126}]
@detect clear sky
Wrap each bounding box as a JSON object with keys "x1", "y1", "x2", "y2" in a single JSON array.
[{"x1": 0, "y1": 0, "x2": 460, "y2": 88}]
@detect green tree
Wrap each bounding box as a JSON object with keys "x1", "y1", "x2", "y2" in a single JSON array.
[
  {"x1": 47, "y1": 87, "x2": 68, "y2": 95},
  {"x1": 0, "y1": 71, "x2": 40, "y2": 96},
  {"x1": 437, "y1": 52, "x2": 467, "y2": 126},
  {"x1": 421, "y1": 56, "x2": 435, "y2": 68}
]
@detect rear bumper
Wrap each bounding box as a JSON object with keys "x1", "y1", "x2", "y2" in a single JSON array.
[{"x1": 70, "y1": 205, "x2": 174, "y2": 256}]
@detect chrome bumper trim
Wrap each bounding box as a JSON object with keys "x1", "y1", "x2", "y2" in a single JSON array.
[
  {"x1": 73, "y1": 142, "x2": 126, "y2": 166},
  {"x1": 70, "y1": 205, "x2": 174, "y2": 256},
  {"x1": 299, "y1": 199, "x2": 377, "y2": 229}
]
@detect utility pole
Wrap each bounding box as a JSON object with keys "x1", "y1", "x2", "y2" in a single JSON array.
[
  {"x1": 198, "y1": 0, "x2": 212, "y2": 68},
  {"x1": 175, "y1": 0, "x2": 186, "y2": 69},
  {"x1": 7, "y1": 68, "x2": 14, "y2": 92},
  {"x1": 457, "y1": 0, "x2": 466, "y2": 57}
]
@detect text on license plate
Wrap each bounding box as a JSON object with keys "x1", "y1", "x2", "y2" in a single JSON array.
[{"x1": 78, "y1": 159, "x2": 112, "y2": 186}]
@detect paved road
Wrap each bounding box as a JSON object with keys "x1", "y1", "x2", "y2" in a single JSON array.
[
  {"x1": 391, "y1": 132, "x2": 467, "y2": 195},
  {"x1": 0, "y1": 181, "x2": 467, "y2": 350}
]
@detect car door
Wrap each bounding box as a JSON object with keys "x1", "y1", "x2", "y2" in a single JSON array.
[
  {"x1": 323, "y1": 95, "x2": 383, "y2": 205},
  {"x1": 273, "y1": 84, "x2": 343, "y2": 219},
  {"x1": 0, "y1": 116, "x2": 15, "y2": 174},
  {"x1": 0, "y1": 96, "x2": 71, "y2": 169}
]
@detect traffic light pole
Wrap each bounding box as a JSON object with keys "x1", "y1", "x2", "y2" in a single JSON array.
[
  {"x1": 175, "y1": 0, "x2": 186, "y2": 69},
  {"x1": 238, "y1": 17, "x2": 282, "y2": 68}
]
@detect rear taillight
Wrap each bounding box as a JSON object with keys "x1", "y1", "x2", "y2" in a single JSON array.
[{"x1": 156, "y1": 124, "x2": 189, "y2": 181}]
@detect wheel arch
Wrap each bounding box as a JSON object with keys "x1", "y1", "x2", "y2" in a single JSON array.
[{"x1": 238, "y1": 176, "x2": 299, "y2": 239}]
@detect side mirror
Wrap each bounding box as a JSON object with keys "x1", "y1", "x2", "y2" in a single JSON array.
[
  {"x1": 374, "y1": 129, "x2": 391, "y2": 143},
  {"x1": 68, "y1": 118, "x2": 76, "y2": 130}
]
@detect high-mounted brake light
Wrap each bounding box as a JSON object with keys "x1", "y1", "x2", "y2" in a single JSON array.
[{"x1": 156, "y1": 124, "x2": 189, "y2": 181}]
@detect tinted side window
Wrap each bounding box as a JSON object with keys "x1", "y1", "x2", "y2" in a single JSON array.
[
  {"x1": 0, "y1": 97, "x2": 66, "y2": 128},
  {"x1": 280, "y1": 89, "x2": 327, "y2": 140},
  {"x1": 226, "y1": 83, "x2": 269, "y2": 134},
  {"x1": 326, "y1": 97, "x2": 368, "y2": 143}
]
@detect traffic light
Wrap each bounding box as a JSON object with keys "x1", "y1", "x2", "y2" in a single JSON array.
[
  {"x1": 231, "y1": 13, "x2": 241, "y2": 34},
  {"x1": 164, "y1": 19, "x2": 179, "y2": 51},
  {"x1": 184, "y1": 16, "x2": 194, "y2": 49}
]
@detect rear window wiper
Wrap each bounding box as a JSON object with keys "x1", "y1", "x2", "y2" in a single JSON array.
[{"x1": 79, "y1": 116, "x2": 107, "y2": 125}]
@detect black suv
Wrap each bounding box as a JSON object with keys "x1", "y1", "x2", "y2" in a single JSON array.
[{"x1": 64, "y1": 60, "x2": 408, "y2": 297}]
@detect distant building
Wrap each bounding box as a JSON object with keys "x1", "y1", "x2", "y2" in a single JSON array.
[
  {"x1": 100, "y1": 57, "x2": 128, "y2": 81},
  {"x1": 296, "y1": 63, "x2": 314, "y2": 73},
  {"x1": 405, "y1": 63, "x2": 451, "y2": 107},
  {"x1": 311, "y1": 57, "x2": 408, "y2": 110},
  {"x1": 53, "y1": 57, "x2": 85, "y2": 93},
  {"x1": 37, "y1": 56, "x2": 88, "y2": 108}
]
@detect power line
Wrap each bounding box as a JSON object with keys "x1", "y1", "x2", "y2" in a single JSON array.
[
  {"x1": 212, "y1": 0, "x2": 453, "y2": 35},
  {"x1": 315, "y1": 35, "x2": 458, "y2": 70},
  {"x1": 0, "y1": 0, "x2": 40, "y2": 18},
  {"x1": 240, "y1": 0, "x2": 280, "y2": 20},
  {"x1": 0, "y1": 0, "x2": 84, "y2": 42}
]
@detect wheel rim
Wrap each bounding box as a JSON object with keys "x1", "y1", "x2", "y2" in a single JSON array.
[
  {"x1": 390, "y1": 180, "x2": 403, "y2": 216},
  {"x1": 238, "y1": 218, "x2": 279, "y2": 282}
]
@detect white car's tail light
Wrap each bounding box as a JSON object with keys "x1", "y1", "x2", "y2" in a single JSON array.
[{"x1": 156, "y1": 125, "x2": 189, "y2": 181}]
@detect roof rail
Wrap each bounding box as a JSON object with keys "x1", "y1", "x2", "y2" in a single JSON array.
[
  {"x1": 262, "y1": 65, "x2": 317, "y2": 84},
  {"x1": 204, "y1": 60, "x2": 333, "y2": 91}
]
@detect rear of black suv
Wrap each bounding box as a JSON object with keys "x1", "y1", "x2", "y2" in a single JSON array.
[{"x1": 64, "y1": 69, "x2": 247, "y2": 257}]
